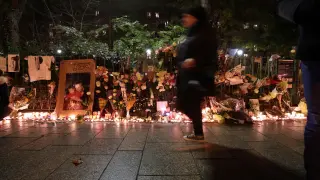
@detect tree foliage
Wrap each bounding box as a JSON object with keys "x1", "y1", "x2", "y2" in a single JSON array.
[
  {"x1": 112, "y1": 16, "x2": 185, "y2": 66},
  {"x1": 112, "y1": 16, "x2": 153, "y2": 62},
  {"x1": 50, "y1": 24, "x2": 109, "y2": 58},
  {"x1": 153, "y1": 25, "x2": 185, "y2": 49}
]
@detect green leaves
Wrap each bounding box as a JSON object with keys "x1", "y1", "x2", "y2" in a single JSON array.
[
  {"x1": 50, "y1": 25, "x2": 109, "y2": 58},
  {"x1": 112, "y1": 17, "x2": 185, "y2": 66}
]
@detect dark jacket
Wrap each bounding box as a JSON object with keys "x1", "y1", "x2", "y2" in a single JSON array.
[
  {"x1": 294, "y1": 0, "x2": 320, "y2": 60},
  {"x1": 279, "y1": 0, "x2": 320, "y2": 60},
  {"x1": 176, "y1": 22, "x2": 217, "y2": 98},
  {"x1": 0, "y1": 76, "x2": 9, "y2": 119}
]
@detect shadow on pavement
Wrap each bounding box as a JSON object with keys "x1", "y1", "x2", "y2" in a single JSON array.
[{"x1": 176, "y1": 143, "x2": 304, "y2": 180}]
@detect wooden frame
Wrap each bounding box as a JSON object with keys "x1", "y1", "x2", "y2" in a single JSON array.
[{"x1": 56, "y1": 59, "x2": 96, "y2": 117}]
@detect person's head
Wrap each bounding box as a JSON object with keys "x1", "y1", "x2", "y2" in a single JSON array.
[
  {"x1": 68, "y1": 87, "x2": 75, "y2": 93},
  {"x1": 75, "y1": 83, "x2": 83, "y2": 92},
  {"x1": 182, "y1": 6, "x2": 208, "y2": 28}
]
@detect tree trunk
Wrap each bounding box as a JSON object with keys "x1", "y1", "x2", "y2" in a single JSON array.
[
  {"x1": 3, "y1": 0, "x2": 27, "y2": 53},
  {"x1": 7, "y1": 11, "x2": 20, "y2": 52}
]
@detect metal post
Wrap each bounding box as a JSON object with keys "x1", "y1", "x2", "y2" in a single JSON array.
[
  {"x1": 259, "y1": 61, "x2": 262, "y2": 79},
  {"x1": 251, "y1": 57, "x2": 254, "y2": 75},
  {"x1": 267, "y1": 59, "x2": 270, "y2": 77}
]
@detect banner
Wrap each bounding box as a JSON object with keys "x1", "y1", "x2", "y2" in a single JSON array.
[
  {"x1": 0, "y1": 56, "x2": 7, "y2": 72},
  {"x1": 28, "y1": 56, "x2": 54, "y2": 82},
  {"x1": 8, "y1": 54, "x2": 20, "y2": 72}
]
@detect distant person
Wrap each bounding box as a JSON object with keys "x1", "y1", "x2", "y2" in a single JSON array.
[
  {"x1": 176, "y1": 6, "x2": 217, "y2": 141},
  {"x1": 0, "y1": 70, "x2": 10, "y2": 120},
  {"x1": 278, "y1": 1, "x2": 320, "y2": 179}
]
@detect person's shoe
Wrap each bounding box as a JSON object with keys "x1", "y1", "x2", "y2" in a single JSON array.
[{"x1": 183, "y1": 134, "x2": 205, "y2": 142}]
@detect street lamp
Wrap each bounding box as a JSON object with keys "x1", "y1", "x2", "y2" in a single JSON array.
[
  {"x1": 236, "y1": 49, "x2": 244, "y2": 70},
  {"x1": 57, "y1": 49, "x2": 62, "y2": 54},
  {"x1": 146, "y1": 49, "x2": 152, "y2": 59},
  {"x1": 236, "y1": 49, "x2": 243, "y2": 56}
]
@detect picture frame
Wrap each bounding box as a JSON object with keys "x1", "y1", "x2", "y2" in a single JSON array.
[{"x1": 56, "y1": 59, "x2": 96, "y2": 117}]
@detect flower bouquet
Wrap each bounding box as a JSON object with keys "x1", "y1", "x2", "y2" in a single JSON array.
[{"x1": 126, "y1": 94, "x2": 136, "y2": 118}]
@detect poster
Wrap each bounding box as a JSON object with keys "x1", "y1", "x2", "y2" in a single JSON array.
[
  {"x1": 0, "y1": 56, "x2": 6, "y2": 72},
  {"x1": 8, "y1": 54, "x2": 20, "y2": 72},
  {"x1": 63, "y1": 73, "x2": 91, "y2": 110},
  {"x1": 28, "y1": 56, "x2": 54, "y2": 82},
  {"x1": 56, "y1": 59, "x2": 96, "y2": 117}
]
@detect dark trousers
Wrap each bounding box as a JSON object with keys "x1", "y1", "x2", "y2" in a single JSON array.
[
  {"x1": 183, "y1": 91, "x2": 203, "y2": 136},
  {"x1": 301, "y1": 61, "x2": 320, "y2": 180}
]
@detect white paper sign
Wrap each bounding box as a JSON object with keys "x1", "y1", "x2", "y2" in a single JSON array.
[{"x1": 28, "y1": 56, "x2": 53, "y2": 82}]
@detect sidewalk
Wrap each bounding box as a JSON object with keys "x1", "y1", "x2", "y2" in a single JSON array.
[{"x1": 0, "y1": 120, "x2": 305, "y2": 180}]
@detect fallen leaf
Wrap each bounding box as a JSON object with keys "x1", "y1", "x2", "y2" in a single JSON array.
[{"x1": 72, "y1": 158, "x2": 83, "y2": 166}]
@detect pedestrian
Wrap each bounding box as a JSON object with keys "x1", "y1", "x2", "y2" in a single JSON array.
[
  {"x1": 0, "y1": 70, "x2": 10, "y2": 120},
  {"x1": 176, "y1": 6, "x2": 217, "y2": 141},
  {"x1": 278, "y1": 1, "x2": 320, "y2": 179}
]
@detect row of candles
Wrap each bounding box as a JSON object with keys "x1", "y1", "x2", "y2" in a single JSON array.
[
  {"x1": 5, "y1": 109, "x2": 306, "y2": 123},
  {"x1": 251, "y1": 111, "x2": 306, "y2": 121}
]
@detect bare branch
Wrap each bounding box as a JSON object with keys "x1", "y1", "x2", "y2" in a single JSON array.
[
  {"x1": 42, "y1": 0, "x2": 56, "y2": 25},
  {"x1": 69, "y1": 0, "x2": 75, "y2": 26},
  {"x1": 80, "y1": 0, "x2": 92, "y2": 32}
]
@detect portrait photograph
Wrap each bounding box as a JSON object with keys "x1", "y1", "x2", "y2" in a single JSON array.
[
  {"x1": 63, "y1": 73, "x2": 91, "y2": 111},
  {"x1": 8, "y1": 54, "x2": 20, "y2": 72}
]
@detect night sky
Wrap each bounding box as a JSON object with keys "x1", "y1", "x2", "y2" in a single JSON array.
[{"x1": 19, "y1": 0, "x2": 178, "y2": 41}]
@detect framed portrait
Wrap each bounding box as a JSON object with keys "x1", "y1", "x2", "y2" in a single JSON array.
[
  {"x1": 56, "y1": 60, "x2": 96, "y2": 117},
  {"x1": 8, "y1": 54, "x2": 20, "y2": 72}
]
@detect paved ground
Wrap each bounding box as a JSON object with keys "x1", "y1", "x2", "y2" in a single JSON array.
[{"x1": 0, "y1": 120, "x2": 306, "y2": 180}]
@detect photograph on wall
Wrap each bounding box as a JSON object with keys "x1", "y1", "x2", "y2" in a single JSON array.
[
  {"x1": 63, "y1": 73, "x2": 91, "y2": 110},
  {"x1": 27, "y1": 56, "x2": 54, "y2": 82},
  {"x1": 0, "y1": 56, "x2": 6, "y2": 72},
  {"x1": 8, "y1": 54, "x2": 20, "y2": 72}
]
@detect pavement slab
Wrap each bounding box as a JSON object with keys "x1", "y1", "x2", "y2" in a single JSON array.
[
  {"x1": 0, "y1": 120, "x2": 306, "y2": 180},
  {"x1": 46, "y1": 155, "x2": 112, "y2": 180},
  {"x1": 100, "y1": 151, "x2": 142, "y2": 180}
]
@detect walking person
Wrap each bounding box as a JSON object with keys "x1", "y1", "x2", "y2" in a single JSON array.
[
  {"x1": 278, "y1": 0, "x2": 320, "y2": 179},
  {"x1": 176, "y1": 6, "x2": 217, "y2": 141},
  {"x1": 0, "y1": 70, "x2": 10, "y2": 120}
]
